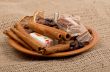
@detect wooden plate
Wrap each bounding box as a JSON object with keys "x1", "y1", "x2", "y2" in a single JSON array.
[{"x1": 8, "y1": 27, "x2": 98, "y2": 57}]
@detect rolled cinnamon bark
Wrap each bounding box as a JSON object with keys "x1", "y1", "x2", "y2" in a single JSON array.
[
  {"x1": 10, "y1": 28, "x2": 44, "y2": 51},
  {"x1": 3, "y1": 30, "x2": 32, "y2": 50},
  {"x1": 15, "y1": 22, "x2": 34, "y2": 34},
  {"x1": 28, "y1": 19, "x2": 71, "y2": 40},
  {"x1": 14, "y1": 23, "x2": 28, "y2": 35},
  {"x1": 39, "y1": 43, "x2": 70, "y2": 55},
  {"x1": 8, "y1": 38, "x2": 42, "y2": 55},
  {"x1": 58, "y1": 30, "x2": 71, "y2": 40}
]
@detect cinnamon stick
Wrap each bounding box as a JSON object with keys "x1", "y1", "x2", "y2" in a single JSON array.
[
  {"x1": 8, "y1": 38, "x2": 42, "y2": 56},
  {"x1": 3, "y1": 30, "x2": 32, "y2": 50},
  {"x1": 28, "y1": 19, "x2": 71, "y2": 40},
  {"x1": 39, "y1": 43, "x2": 70, "y2": 55},
  {"x1": 14, "y1": 23, "x2": 28, "y2": 35},
  {"x1": 10, "y1": 27, "x2": 44, "y2": 51}
]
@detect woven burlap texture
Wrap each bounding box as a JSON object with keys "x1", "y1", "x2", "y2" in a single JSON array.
[{"x1": 0, "y1": 0, "x2": 110, "y2": 72}]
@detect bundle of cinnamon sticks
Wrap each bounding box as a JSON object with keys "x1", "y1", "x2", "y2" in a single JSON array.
[{"x1": 3, "y1": 11, "x2": 93, "y2": 55}]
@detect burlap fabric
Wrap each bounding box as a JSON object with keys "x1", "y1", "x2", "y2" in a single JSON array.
[{"x1": 0, "y1": 0, "x2": 110, "y2": 72}]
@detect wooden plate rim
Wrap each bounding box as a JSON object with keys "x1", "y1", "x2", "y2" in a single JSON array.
[{"x1": 8, "y1": 27, "x2": 99, "y2": 57}]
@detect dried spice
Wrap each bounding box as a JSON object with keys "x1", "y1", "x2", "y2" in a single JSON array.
[
  {"x1": 57, "y1": 14, "x2": 93, "y2": 43},
  {"x1": 70, "y1": 41, "x2": 76, "y2": 49},
  {"x1": 3, "y1": 11, "x2": 93, "y2": 55},
  {"x1": 28, "y1": 19, "x2": 71, "y2": 40},
  {"x1": 78, "y1": 41, "x2": 84, "y2": 48},
  {"x1": 40, "y1": 43, "x2": 70, "y2": 55},
  {"x1": 3, "y1": 30, "x2": 32, "y2": 50}
]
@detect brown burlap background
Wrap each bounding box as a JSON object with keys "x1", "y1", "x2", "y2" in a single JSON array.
[{"x1": 0, "y1": 0, "x2": 110, "y2": 72}]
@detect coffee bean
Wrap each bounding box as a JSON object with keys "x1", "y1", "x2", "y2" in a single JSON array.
[
  {"x1": 70, "y1": 41, "x2": 76, "y2": 49},
  {"x1": 45, "y1": 18, "x2": 57, "y2": 26},
  {"x1": 78, "y1": 42, "x2": 84, "y2": 48},
  {"x1": 74, "y1": 40, "x2": 79, "y2": 49},
  {"x1": 45, "y1": 18, "x2": 53, "y2": 22}
]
